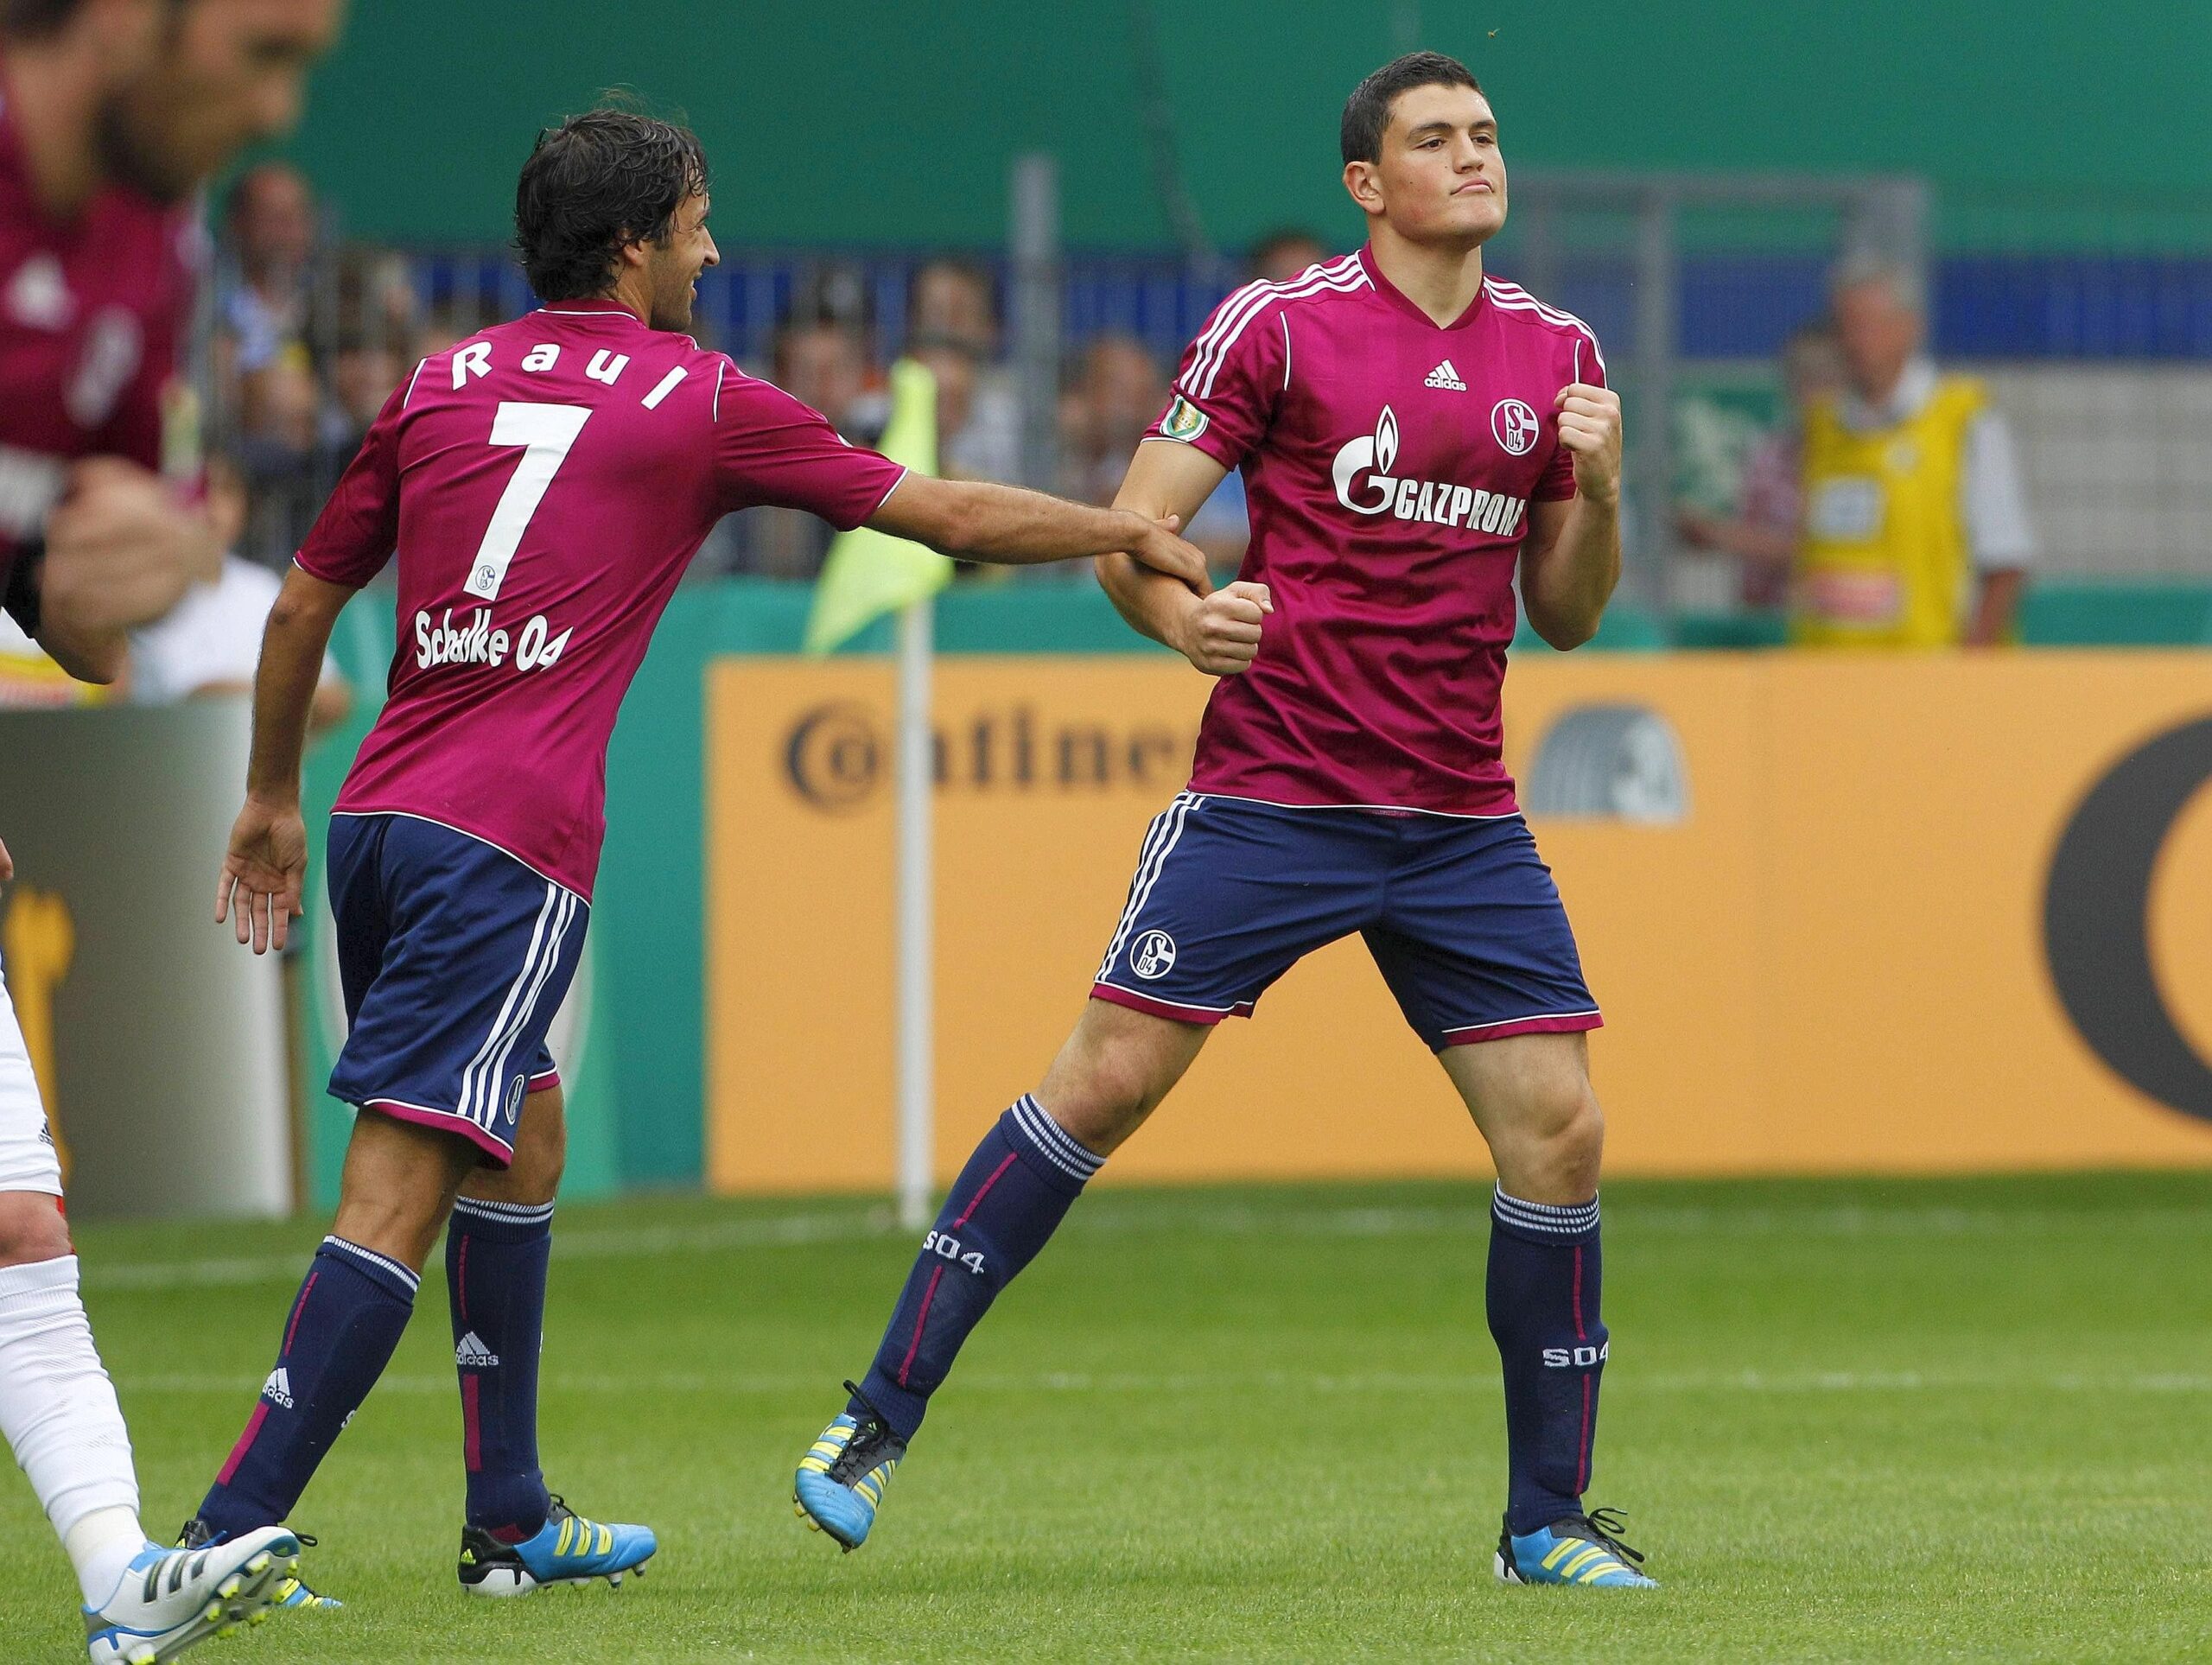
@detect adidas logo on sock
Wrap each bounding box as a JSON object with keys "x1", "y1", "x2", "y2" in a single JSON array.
[
  {"x1": 454, "y1": 1331, "x2": 500, "y2": 1368},
  {"x1": 1424, "y1": 359, "x2": 1468, "y2": 391},
  {"x1": 261, "y1": 1368, "x2": 294, "y2": 1409}
]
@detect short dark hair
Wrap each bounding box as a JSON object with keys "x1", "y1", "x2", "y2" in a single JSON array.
[
  {"x1": 1340, "y1": 51, "x2": 1483, "y2": 167},
  {"x1": 514, "y1": 107, "x2": 708, "y2": 302}
]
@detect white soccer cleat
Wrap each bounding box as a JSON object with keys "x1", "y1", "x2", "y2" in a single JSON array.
[{"x1": 83, "y1": 1527, "x2": 301, "y2": 1664}]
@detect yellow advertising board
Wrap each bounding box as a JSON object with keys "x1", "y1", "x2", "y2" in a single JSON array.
[{"x1": 706, "y1": 652, "x2": 2212, "y2": 1193}]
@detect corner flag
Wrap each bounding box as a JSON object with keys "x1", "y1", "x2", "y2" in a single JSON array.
[{"x1": 803, "y1": 358, "x2": 952, "y2": 653}]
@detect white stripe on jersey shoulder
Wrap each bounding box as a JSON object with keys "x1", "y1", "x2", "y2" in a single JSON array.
[
  {"x1": 714, "y1": 357, "x2": 731, "y2": 422},
  {"x1": 1184, "y1": 254, "x2": 1370, "y2": 402},
  {"x1": 1484, "y1": 280, "x2": 1606, "y2": 376},
  {"x1": 401, "y1": 357, "x2": 429, "y2": 409}
]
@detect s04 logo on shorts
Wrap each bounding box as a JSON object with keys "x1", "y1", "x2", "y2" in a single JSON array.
[{"x1": 1132, "y1": 930, "x2": 1178, "y2": 980}]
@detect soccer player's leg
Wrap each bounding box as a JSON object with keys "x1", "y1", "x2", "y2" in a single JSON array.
[
  {"x1": 449, "y1": 1079, "x2": 654, "y2": 1596},
  {"x1": 1365, "y1": 814, "x2": 1654, "y2": 1588},
  {"x1": 0, "y1": 960, "x2": 304, "y2": 1662},
  {"x1": 182, "y1": 815, "x2": 588, "y2": 1603},
  {"x1": 796, "y1": 794, "x2": 1363, "y2": 1550}
]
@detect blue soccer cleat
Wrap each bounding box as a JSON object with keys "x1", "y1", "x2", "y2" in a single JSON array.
[
  {"x1": 792, "y1": 1382, "x2": 906, "y2": 1551},
  {"x1": 86, "y1": 1527, "x2": 301, "y2": 1664},
  {"x1": 1495, "y1": 1508, "x2": 1658, "y2": 1588},
  {"x1": 456, "y1": 1496, "x2": 656, "y2": 1596}
]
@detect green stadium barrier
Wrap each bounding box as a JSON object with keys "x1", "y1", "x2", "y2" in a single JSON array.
[{"x1": 294, "y1": 574, "x2": 2212, "y2": 1207}]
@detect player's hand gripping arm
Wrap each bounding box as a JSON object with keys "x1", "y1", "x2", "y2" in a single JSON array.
[
  {"x1": 216, "y1": 567, "x2": 353, "y2": 955},
  {"x1": 1519, "y1": 382, "x2": 1624, "y2": 651},
  {"x1": 1096, "y1": 439, "x2": 1273, "y2": 677},
  {"x1": 867, "y1": 473, "x2": 1211, "y2": 591},
  {"x1": 29, "y1": 458, "x2": 222, "y2": 683}
]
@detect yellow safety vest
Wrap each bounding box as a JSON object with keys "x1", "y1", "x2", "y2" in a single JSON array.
[{"x1": 1792, "y1": 376, "x2": 1987, "y2": 649}]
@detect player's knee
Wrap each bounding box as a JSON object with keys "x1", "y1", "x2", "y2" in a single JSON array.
[
  {"x1": 1042, "y1": 1040, "x2": 1166, "y2": 1153},
  {"x1": 1531, "y1": 1084, "x2": 1605, "y2": 1186},
  {"x1": 0, "y1": 1191, "x2": 73, "y2": 1268}
]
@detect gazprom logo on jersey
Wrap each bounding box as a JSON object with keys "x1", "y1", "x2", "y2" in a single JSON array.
[
  {"x1": 1332, "y1": 405, "x2": 1528, "y2": 535},
  {"x1": 414, "y1": 607, "x2": 572, "y2": 673}
]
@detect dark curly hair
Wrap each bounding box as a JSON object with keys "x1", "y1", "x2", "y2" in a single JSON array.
[
  {"x1": 514, "y1": 107, "x2": 709, "y2": 302},
  {"x1": 1340, "y1": 51, "x2": 1483, "y2": 167}
]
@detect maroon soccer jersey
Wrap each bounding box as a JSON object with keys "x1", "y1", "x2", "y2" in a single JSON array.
[
  {"x1": 0, "y1": 81, "x2": 197, "y2": 568},
  {"x1": 298, "y1": 301, "x2": 906, "y2": 896},
  {"x1": 1147, "y1": 245, "x2": 1605, "y2": 814}
]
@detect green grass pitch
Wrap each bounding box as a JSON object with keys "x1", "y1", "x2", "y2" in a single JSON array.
[{"x1": 8, "y1": 1172, "x2": 2212, "y2": 1661}]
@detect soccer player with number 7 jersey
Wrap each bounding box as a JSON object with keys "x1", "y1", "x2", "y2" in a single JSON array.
[
  {"x1": 182, "y1": 108, "x2": 1212, "y2": 1604},
  {"x1": 796, "y1": 53, "x2": 1657, "y2": 1589}
]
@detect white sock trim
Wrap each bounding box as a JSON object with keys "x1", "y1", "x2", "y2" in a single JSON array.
[
  {"x1": 1010, "y1": 1096, "x2": 1104, "y2": 1183},
  {"x1": 1492, "y1": 1188, "x2": 1600, "y2": 1236}
]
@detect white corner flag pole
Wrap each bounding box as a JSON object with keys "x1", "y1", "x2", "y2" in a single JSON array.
[{"x1": 894, "y1": 594, "x2": 936, "y2": 1230}]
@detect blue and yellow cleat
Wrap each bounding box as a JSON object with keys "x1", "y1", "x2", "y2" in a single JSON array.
[
  {"x1": 792, "y1": 1381, "x2": 906, "y2": 1552},
  {"x1": 1495, "y1": 1508, "x2": 1657, "y2": 1588},
  {"x1": 457, "y1": 1496, "x2": 655, "y2": 1597}
]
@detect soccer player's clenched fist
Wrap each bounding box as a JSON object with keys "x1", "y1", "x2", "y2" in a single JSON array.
[
  {"x1": 1174, "y1": 580, "x2": 1273, "y2": 677},
  {"x1": 1554, "y1": 382, "x2": 1623, "y2": 507}
]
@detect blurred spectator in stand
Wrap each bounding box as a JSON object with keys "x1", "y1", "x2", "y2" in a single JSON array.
[
  {"x1": 316, "y1": 244, "x2": 419, "y2": 454},
  {"x1": 907, "y1": 257, "x2": 1020, "y2": 485},
  {"x1": 1063, "y1": 334, "x2": 1249, "y2": 575},
  {"x1": 1248, "y1": 226, "x2": 1332, "y2": 283},
  {"x1": 1793, "y1": 255, "x2": 2033, "y2": 647},
  {"x1": 129, "y1": 454, "x2": 349, "y2": 729},
  {"x1": 216, "y1": 162, "x2": 317, "y2": 414},
  {"x1": 1676, "y1": 321, "x2": 1843, "y2": 610},
  {"x1": 727, "y1": 317, "x2": 875, "y2": 577}
]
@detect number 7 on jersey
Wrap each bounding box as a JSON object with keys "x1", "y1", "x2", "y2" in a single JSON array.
[{"x1": 464, "y1": 401, "x2": 593, "y2": 601}]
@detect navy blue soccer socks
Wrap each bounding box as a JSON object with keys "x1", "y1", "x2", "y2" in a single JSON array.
[
  {"x1": 1486, "y1": 1188, "x2": 1606, "y2": 1535},
  {"x1": 854, "y1": 1097, "x2": 1103, "y2": 1439}
]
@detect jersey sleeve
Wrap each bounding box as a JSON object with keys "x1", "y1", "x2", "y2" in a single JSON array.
[
  {"x1": 295, "y1": 380, "x2": 406, "y2": 588},
  {"x1": 1146, "y1": 287, "x2": 1288, "y2": 469},
  {"x1": 1534, "y1": 326, "x2": 1608, "y2": 502},
  {"x1": 712, "y1": 361, "x2": 906, "y2": 526}
]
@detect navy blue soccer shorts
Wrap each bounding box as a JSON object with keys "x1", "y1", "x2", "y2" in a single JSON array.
[
  {"x1": 325, "y1": 812, "x2": 586, "y2": 1166},
  {"x1": 1090, "y1": 794, "x2": 1600, "y2": 1051}
]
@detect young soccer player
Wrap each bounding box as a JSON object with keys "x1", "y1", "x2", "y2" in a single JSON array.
[
  {"x1": 189, "y1": 107, "x2": 1211, "y2": 1602},
  {"x1": 795, "y1": 52, "x2": 1655, "y2": 1589},
  {"x1": 0, "y1": 3, "x2": 345, "y2": 1657}
]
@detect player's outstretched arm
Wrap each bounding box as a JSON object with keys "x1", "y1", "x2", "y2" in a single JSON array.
[
  {"x1": 216, "y1": 566, "x2": 353, "y2": 955},
  {"x1": 867, "y1": 473, "x2": 1211, "y2": 591},
  {"x1": 1096, "y1": 439, "x2": 1272, "y2": 677},
  {"x1": 26, "y1": 458, "x2": 222, "y2": 683},
  {"x1": 1520, "y1": 382, "x2": 1624, "y2": 651}
]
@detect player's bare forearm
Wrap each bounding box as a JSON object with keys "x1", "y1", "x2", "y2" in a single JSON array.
[
  {"x1": 1520, "y1": 493, "x2": 1621, "y2": 651},
  {"x1": 31, "y1": 610, "x2": 125, "y2": 684},
  {"x1": 1099, "y1": 439, "x2": 1274, "y2": 677},
  {"x1": 868, "y1": 474, "x2": 1210, "y2": 589},
  {"x1": 1521, "y1": 382, "x2": 1624, "y2": 651},
  {"x1": 245, "y1": 568, "x2": 353, "y2": 805}
]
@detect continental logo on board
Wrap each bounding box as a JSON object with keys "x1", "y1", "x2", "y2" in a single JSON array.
[
  {"x1": 785, "y1": 701, "x2": 1198, "y2": 812},
  {"x1": 2045, "y1": 713, "x2": 2212, "y2": 1127}
]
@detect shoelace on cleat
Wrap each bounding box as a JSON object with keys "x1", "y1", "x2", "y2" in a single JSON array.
[
  {"x1": 829, "y1": 1381, "x2": 905, "y2": 1484},
  {"x1": 1556, "y1": 1507, "x2": 1645, "y2": 1569}
]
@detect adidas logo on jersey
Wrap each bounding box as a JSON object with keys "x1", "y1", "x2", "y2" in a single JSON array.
[
  {"x1": 454, "y1": 1331, "x2": 501, "y2": 1368},
  {"x1": 261, "y1": 1368, "x2": 295, "y2": 1409},
  {"x1": 1423, "y1": 359, "x2": 1467, "y2": 391}
]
